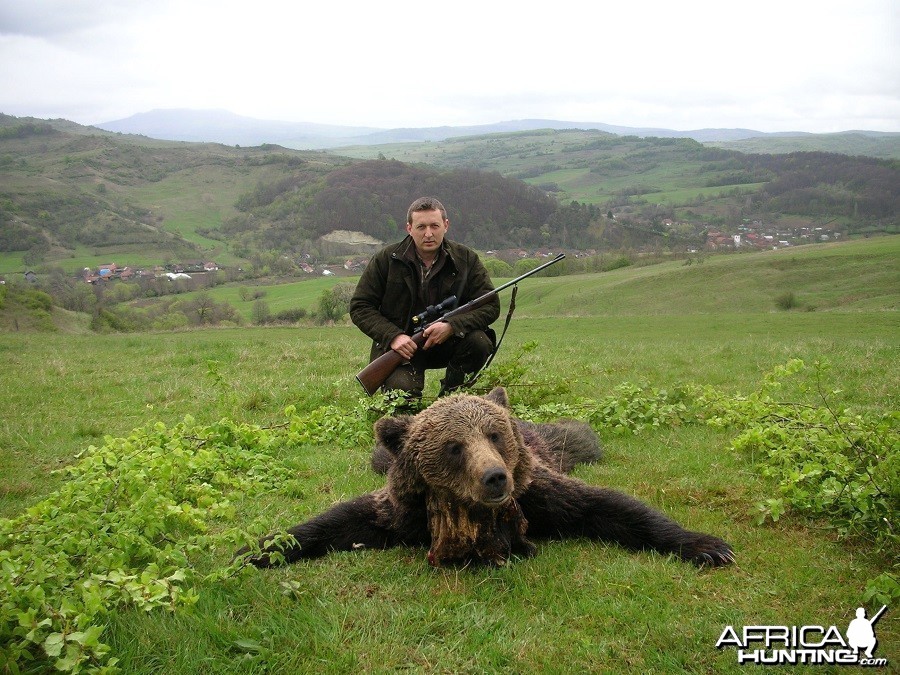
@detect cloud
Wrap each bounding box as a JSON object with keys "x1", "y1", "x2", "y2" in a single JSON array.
[{"x1": 0, "y1": 0, "x2": 898, "y2": 132}]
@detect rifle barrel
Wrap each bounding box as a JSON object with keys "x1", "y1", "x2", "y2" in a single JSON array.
[
  {"x1": 492, "y1": 253, "x2": 565, "y2": 295},
  {"x1": 435, "y1": 253, "x2": 565, "y2": 325}
]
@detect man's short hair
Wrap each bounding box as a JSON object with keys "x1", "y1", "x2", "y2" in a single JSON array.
[{"x1": 407, "y1": 197, "x2": 448, "y2": 224}]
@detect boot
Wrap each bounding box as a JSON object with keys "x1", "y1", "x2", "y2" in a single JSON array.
[{"x1": 438, "y1": 367, "x2": 468, "y2": 397}]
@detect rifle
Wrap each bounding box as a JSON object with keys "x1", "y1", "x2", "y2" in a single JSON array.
[
  {"x1": 869, "y1": 605, "x2": 888, "y2": 625},
  {"x1": 356, "y1": 253, "x2": 565, "y2": 395}
]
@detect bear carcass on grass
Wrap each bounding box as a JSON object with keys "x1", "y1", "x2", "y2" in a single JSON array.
[{"x1": 237, "y1": 388, "x2": 734, "y2": 568}]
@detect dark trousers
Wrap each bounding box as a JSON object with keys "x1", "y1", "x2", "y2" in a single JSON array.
[{"x1": 378, "y1": 330, "x2": 494, "y2": 398}]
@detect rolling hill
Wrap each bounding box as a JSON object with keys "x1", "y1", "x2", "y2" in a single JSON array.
[
  {"x1": 1, "y1": 114, "x2": 897, "y2": 278},
  {"x1": 93, "y1": 108, "x2": 900, "y2": 158},
  {"x1": 504, "y1": 236, "x2": 899, "y2": 317}
]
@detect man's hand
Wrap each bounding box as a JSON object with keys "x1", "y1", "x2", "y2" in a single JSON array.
[
  {"x1": 390, "y1": 322, "x2": 454, "y2": 358},
  {"x1": 422, "y1": 321, "x2": 454, "y2": 350},
  {"x1": 390, "y1": 334, "x2": 418, "y2": 360}
]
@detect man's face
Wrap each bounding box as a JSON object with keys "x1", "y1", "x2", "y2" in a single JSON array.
[{"x1": 406, "y1": 209, "x2": 449, "y2": 258}]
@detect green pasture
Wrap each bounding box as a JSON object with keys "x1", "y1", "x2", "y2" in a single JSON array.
[
  {"x1": 126, "y1": 164, "x2": 261, "y2": 266},
  {"x1": 0, "y1": 251, "x2": 24, "y2": 274},
  {"x1": 1, "y1": 237, "x2": 897, "y2": 672},
  {"x1": 172, "y1": 276, "x2": 347, "y2": 321},
  {"x1": 643, "y1": 182, "x2": 768, "y2": 205},
  {"x1": 507, "y1": 237, "x2": 900, "y2": 317},
  {"x1": 522, "y1": 166, "x2": 765, "y2": 207}
]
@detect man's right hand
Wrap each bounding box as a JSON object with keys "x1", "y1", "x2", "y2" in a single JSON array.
[{"x1": 390, "y1": 334, "x2": 418, "y2": 360}]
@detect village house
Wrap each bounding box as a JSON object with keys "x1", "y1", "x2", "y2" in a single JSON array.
[{"x1": 343, "y1": 257, "x2": 369, "y2": 272}]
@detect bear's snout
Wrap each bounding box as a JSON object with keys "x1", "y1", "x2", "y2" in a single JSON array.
[{"x1": 481, "y1": 466, "x2": 511, "y2": 503}]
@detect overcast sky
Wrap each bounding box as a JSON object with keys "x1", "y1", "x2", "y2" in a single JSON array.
[{"x1": 1, "y1": 0, "x2": 898, "y2": 133}]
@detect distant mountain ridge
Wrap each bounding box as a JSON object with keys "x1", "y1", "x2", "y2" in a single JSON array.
[
  {"x1": 95, "y1": 109, "x2": 381, "y2": 148},
  {"x1": 94, "y1": 108, "x2": 898, "y2": 151}
]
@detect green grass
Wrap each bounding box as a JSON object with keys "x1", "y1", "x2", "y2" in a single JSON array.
[
  {"x1": 172, "y1": 276, "x2": 348, "y2": 321},
  {"x1": 1, "y1": 237, "x2": 898, "y2": 672},
  {"x1": 642, "y1": 182, "x2": 768, "y2": 205},
  {"x1": 0, "y1": 251, "x2": 25, "y2": 273},
  {"x1": 126, "y1": 164, "x2": 264, "y2": 266},
  {"x1": 498, "y1": 237, "x2": 900, "y2": 316}
]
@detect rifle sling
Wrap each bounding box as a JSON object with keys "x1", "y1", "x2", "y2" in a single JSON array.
[{"x1": 463, "y1": 284, "x2": 518, "y2": 388}]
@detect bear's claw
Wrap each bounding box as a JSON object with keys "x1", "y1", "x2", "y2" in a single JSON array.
[{"x1": 683, "y1": 536, "x2": 735, "y2": 567}]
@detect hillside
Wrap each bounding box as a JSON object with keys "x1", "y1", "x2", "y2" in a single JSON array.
[
  {"x1": 1, "y1": 115, "x2": 897, "y2": 277},
  {"x1": 709, "y1": 131, "x2": 900, "y2": 160},
  {"x1": 0, "y1": 114, "x2": 352, "y2": 272},
  {"x1": 506, "y1": 236, "x2": 899, "y2": 317},
  {"x1": 333, "y1": 129, "x2": 898, "y2": 236},
  {"x1": 221, "y1": 158, "x2": 556, "y2": 252}
]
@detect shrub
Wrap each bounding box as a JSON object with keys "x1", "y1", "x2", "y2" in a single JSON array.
[
  {"x1": 774, "y1": 291, "x2": 800, "y2": 310},
  {"x1": 482, "y1": 257, "x2": 513, "y2": 278},
  {"x1": 687, "y1": 360, "x2": 899, "y2": 604},
  {"x1": 274, "y1": 307, "x2": 307, "y2": 322}
]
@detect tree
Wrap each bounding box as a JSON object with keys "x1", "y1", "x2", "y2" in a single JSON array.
[
  {"x1": 186, "y1": 292, "x2": 215, "y2": 325},
  {"x1": 482, "y1": 257, "x2": 513, "y2": 278},
  {"x1": 252, "y1": 299, "x2": 271, "y2": 325},
  {"x1": 316, "y1": 282, "x2": 356, "y2": 323}
]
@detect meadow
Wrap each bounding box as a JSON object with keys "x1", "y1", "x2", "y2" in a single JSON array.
[{"x1": 0, "y1": 238, "x2": 897, "y2": 673}]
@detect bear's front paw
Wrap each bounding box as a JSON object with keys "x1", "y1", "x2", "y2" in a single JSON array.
[
  {"x1": 680, "y1": 534, "x2": 735, "y2": 567},
  {"x1": 232, "y1": 544, "x2": 278, "y2": 568}
]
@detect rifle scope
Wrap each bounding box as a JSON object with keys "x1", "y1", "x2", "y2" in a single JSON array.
[{"x1": 411, "y1": 295, "x2": 458, "y2": 327}]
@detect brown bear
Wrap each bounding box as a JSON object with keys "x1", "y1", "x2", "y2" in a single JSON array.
[{"x1": 237, "y1": 388, "x2": 734, "y2": 568}]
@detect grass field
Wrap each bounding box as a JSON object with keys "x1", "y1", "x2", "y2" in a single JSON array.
[
  {"x1": 173, "y1": 276, "x2": 349, "y2": 322},
  {"x1": 1, "y1": 237, "x2": 897, "y2": 672}
]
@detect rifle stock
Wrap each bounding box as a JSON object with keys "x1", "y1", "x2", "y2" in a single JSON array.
[
  {"x1": 355, "y1": 253, "x2": 564, "y2": 395},
  {"x1": 356, "y1": 332, "x2": 426, "y2": 396}
]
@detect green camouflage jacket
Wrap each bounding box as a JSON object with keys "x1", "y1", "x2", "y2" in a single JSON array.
[{"x1": 349, "y1": 236, "x2": 499, "y2": 356}]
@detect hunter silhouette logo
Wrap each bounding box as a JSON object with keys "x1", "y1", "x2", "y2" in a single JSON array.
[
  {"x1": 847, "y1": 606, "x2": 887, "y2": 660},
  {"x1": 716, "y1": 605, "x2": 889, "y2": 666}
]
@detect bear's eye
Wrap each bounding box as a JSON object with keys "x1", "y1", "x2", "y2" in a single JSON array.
[
  {"x1": 445, "y1": 442, "x2": 463, "y2": 457},
  {"x1": 487, "y1": 431, "x2": 502, "y2": 445}
]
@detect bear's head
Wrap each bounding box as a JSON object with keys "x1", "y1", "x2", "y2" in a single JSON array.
[{"x1": 375, "y1": 387, "x2": 533, "y2": 508}]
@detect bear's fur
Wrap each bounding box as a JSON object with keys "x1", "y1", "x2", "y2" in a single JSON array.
[
  {"x1": 370, "y1": 414, "x2": 602, "y2": 475},
  {"x1": 238, "y1": 387, "x2": 734, "y2": 568}
]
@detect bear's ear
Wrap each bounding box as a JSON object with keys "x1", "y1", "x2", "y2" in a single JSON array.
[
  {"x1": 379, "y1": 416, "x2": 426, "y2": 496},
  {"x1": 483, "y1": 387, "x2": 510, "y2": 409},
  {"x1": 374, "y1": 415, "x2": 413, "y2": 455}
]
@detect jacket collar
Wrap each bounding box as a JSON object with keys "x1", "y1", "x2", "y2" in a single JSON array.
[{"x1": 392, "y1": 236, "x2": 457, "y2": 271}]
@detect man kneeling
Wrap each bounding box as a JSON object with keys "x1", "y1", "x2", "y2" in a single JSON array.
[{"x1": 349, "y1": 196, "x2": 498, "y2": 400}]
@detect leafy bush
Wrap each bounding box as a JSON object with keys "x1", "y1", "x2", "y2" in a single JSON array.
[
  {"x1": 603, "y1": 256, "x2": 633, "y2": 272},
  {"x1": 511, "y1": 382, "x2": 688, "y2": 435},
  {"x1": 500, "y1": 355, "x2": 898, "y2": 603},
  {"x1": 315, "y1": 282, "x2": 356, "y2": 323},
  {"x1": 482, "y1": 257, "x2": 513, "y2": 278},
  {"x1": 0, "y1": 404, "x2": 377, "y2": 673},
  {"x1": 273, "y1": 307, "x2": 307, "y2": 322},
  {"x1": 687, "y1": 360, "x2": 899, "y2": 603}
]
